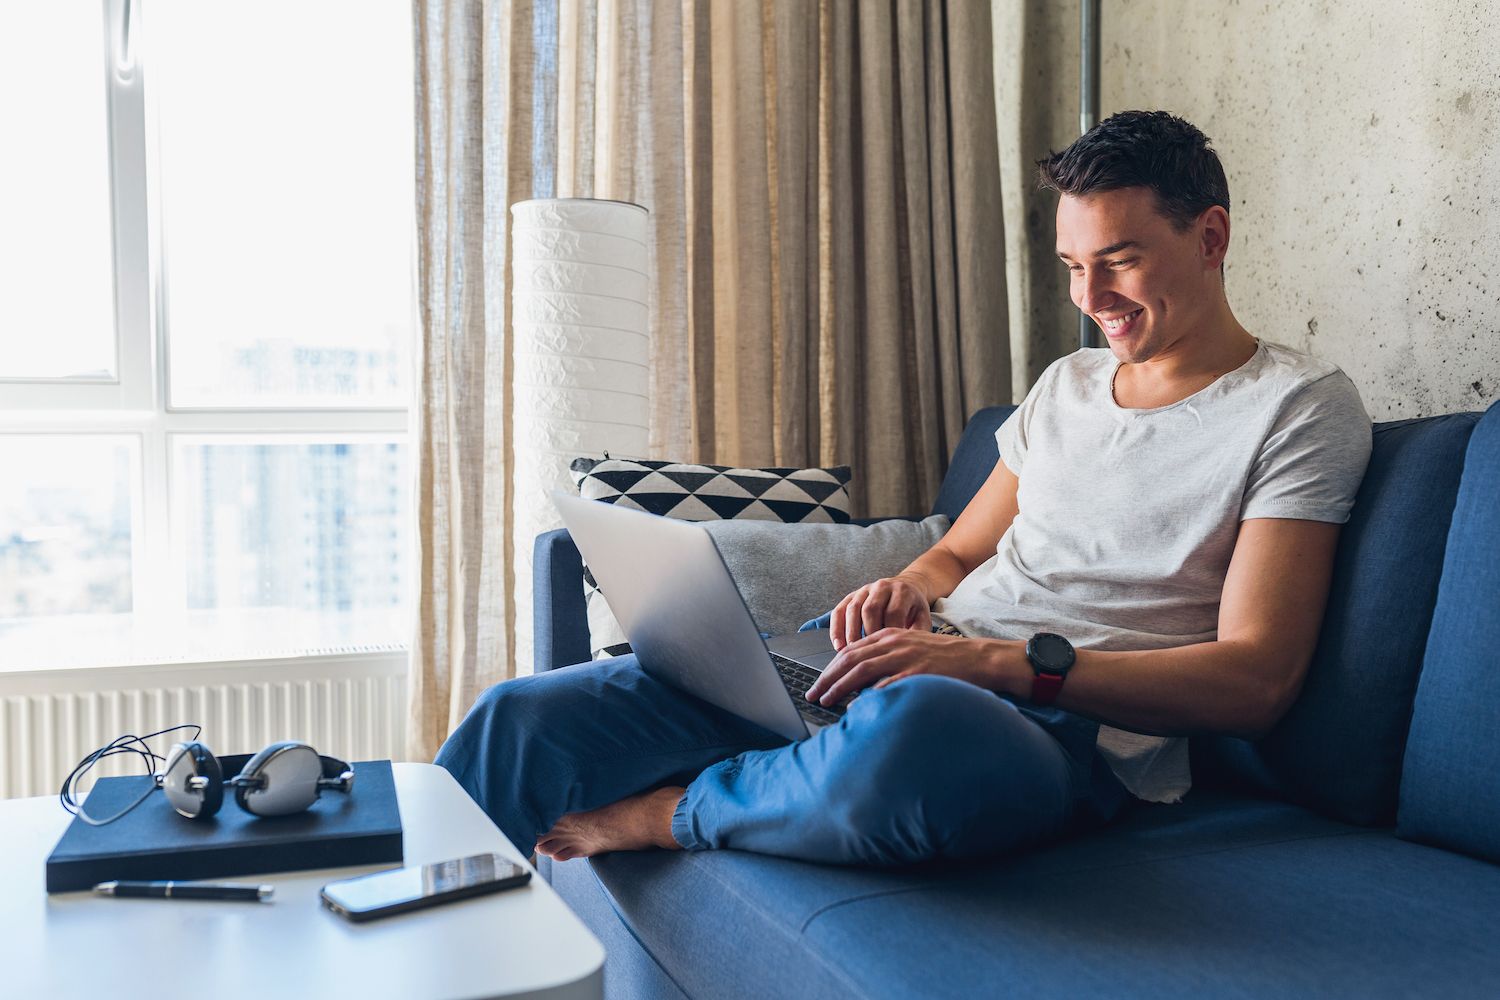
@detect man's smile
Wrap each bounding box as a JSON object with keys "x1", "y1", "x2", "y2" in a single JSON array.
[{"x1": 1100, "y1": 307, "x2": 1143, "y2": 338}]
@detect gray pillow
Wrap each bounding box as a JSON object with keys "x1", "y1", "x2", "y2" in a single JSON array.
[{"x1": 699, "y1": 515, "x2": 952, "y2": 638}]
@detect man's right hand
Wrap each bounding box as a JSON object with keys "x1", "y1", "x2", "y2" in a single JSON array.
[{"x1": 830, "y1": 574, "x2": 933, "y2": 650}]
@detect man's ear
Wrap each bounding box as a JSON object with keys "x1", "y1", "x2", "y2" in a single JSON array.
[{"x1": 1199, "y1": 206, "x2": 1230, "y2": 271}]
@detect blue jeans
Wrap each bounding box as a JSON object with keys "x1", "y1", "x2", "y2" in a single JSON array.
[{"x1": 435, "y1": 654, "x2": 1131, "y2": 867}]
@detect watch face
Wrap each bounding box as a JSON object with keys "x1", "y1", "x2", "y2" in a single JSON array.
[{"x1": 1030, "y1": 633, "x2": 1075, "y2": 673}]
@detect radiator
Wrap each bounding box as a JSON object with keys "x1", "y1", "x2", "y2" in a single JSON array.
[{"x1": 0, "y1": 651, "x2": 408, "y2": 801}]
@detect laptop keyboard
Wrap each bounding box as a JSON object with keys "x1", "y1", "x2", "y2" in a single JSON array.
[{"x1": 771, "y1": 652, "x2": 846, "y2": 726}]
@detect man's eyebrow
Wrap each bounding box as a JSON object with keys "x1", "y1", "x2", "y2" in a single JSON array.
[{"x1": 1056, "y1": 240, "x2": 1141, "y2": 261}]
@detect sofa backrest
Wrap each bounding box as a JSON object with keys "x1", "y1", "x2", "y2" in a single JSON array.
[
  {"x1": 1204, "y1": 411, "x2": 1482, "y2": 825},
  {"x1": 930, "y1": 405, "x2": 1015, "y2": 519},
  {"x1": 1397, "y1": 401, "x2": 1500, "y2": 862}
]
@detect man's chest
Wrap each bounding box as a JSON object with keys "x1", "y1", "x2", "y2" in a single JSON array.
[{"x1": 1016, "y1": 412, "x2": 1262, "y2": 531}]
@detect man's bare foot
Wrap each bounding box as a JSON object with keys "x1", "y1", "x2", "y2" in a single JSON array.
[{"x1": 535, "y1": 786, "x2": 685, "y2": 862}]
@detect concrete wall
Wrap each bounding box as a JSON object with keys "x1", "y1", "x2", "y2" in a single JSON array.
[{"x1": 999, "y1": 0, "x2": 1500, "y2": 418}]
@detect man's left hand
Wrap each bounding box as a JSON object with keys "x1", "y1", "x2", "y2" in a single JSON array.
[{"x1": 804, "y1": 628, "x2": 1019, "y2": 708}]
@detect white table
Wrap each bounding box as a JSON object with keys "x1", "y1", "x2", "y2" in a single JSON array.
[{"x1": 0, "y1": 763, "x2": 604, "y2": 1000}]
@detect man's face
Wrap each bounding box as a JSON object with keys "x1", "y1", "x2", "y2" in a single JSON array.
[{"x1": 1055, "y1": 187, "x2": 1226, "y2": 365}]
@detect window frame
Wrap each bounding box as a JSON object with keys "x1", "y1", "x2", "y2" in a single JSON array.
[{"x1": 0, "y1": 0, "x2": 412, "y2": 654}]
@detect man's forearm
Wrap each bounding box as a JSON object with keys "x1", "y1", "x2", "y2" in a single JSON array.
[
  {"x1": 981, "y1": 636, "x2": 1299, "y2": 739},
  {"x1": 894, "y1": 543, "x2": 972, "y2": 605}
]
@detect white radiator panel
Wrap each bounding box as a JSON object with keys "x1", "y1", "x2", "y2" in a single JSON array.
[{"x1": 0, "y1": 653, "x2": 408, "y2": 800}]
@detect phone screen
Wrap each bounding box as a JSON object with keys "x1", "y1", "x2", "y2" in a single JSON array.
[{"x1": 322, "y1": 853, "x2": 530, "y2": 918}]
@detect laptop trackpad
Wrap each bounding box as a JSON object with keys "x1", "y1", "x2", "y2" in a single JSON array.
[{"x1": 765, "y1": 630, "x2": 838, "y2": 669}]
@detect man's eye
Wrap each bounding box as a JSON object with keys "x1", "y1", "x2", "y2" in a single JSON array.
[{"x1": 1110, "y1": 259, "x2": 1135, "y2": 268}]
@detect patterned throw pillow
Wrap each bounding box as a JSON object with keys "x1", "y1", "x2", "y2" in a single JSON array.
[{"x1": 568, "y1": 456, "x2": 854, "y2": 658}]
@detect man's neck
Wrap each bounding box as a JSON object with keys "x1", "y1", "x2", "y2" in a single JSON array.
[{"x1": 1112, "y1": 305, "x2": 1258, "y2": 409}]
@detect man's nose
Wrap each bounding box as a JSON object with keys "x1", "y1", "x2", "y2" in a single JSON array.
[{"x1": 1076, "y1": 267, "x2": 1116, "y2": 315}]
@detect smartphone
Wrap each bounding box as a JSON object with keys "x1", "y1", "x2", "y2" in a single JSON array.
[{"x1": 320, "y1": 852, "x2": 532, "y2": 922}]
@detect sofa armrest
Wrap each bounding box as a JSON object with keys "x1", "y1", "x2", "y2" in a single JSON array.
[{"x1": 534, "y1": 528, "x2": 592, "y2": 673}]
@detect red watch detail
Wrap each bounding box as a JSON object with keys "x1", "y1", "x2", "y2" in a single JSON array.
[{"x1": 1030, "y1": 670, "x2": 1066, "y2": 706}]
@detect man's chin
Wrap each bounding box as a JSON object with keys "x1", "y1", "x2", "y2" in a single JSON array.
[{"x1": 1106, "y1": 339, "x2": 1154, "y2": 366}]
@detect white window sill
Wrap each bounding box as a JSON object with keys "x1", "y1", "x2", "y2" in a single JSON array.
[{"x1": 0, "y1": 608, "x2": 409, "y2": 676}]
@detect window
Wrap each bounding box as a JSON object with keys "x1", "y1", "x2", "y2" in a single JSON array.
[{"x1": 0, "y1": 1, "x2": 415, "y2": 667}]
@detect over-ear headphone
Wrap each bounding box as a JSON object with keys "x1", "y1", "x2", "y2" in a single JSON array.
[
  {"x1": 60, "y1": 725, "x2": 355, "y2": 826},
  {"x1": 157, "y1": 740, "x2": 355, "y2": 820}
]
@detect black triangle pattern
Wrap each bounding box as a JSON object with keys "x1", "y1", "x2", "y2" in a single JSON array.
[
  {"x1": 592, "y1": 468, "x2": 655, "y2": 493},
  {"x1": 723, "y1": 473, "x2": 780, "y2": 498},
  {"x1": 658, "y1": 469, "x2": 722, "y2": 492},
  {"x1": 759, "y1": 498, "x2": 821, "y2": 522},
  {"x1": 692, "y1": 494, "x2": 758, "y2": 518},
  {"x1": 786, "y1": 477, "x2": 844, "y2": 503}
]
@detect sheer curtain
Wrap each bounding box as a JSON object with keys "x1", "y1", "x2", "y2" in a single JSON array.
[{"x1": 409, "y1": 0, "x2": 1009, "y2": 761}]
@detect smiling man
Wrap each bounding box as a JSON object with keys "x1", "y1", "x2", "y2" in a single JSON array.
[
  {"x1": 436, "y1": 110, "x2": 1372, "y2": 866},
  {"x1": 803, "y1": 109, "x2": 1373, "y2": 807}
]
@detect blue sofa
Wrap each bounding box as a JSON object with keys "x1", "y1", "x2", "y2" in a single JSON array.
[{"x1": 530, "y1": 400, "x2": 1500, "y2": 999}]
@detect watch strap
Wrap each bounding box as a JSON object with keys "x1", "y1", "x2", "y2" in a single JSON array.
[{"x1": 1029, "y1": 670, "x2": 1066, "y2": 706}]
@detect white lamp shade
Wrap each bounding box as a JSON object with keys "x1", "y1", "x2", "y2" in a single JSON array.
[{"x1": 511, "y1": 198, "x2": 650, "y2": 674}]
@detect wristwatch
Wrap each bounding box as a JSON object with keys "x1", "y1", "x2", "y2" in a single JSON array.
[{"x1": 1025, "y1": 632, "x2": 1075, "y2": 706}]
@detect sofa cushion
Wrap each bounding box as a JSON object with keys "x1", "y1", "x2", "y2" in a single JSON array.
[
  {"x1": 1398, "y1": 401, "x2": 1500, "y2": 863},
  {"x1": 1206, "y1": 412, "x2": 1481, "y2": 825},
  {"x1": 569, "y1": 457, "x2": 854, "y2": 657},
  {"x1": 566, "y1": 790, "x2": 1500, "y2": 999},
  {"x1": 700, "y1": 515, "x2": 951, "y2": 637}
]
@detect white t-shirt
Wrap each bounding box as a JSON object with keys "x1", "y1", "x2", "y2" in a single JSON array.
[{"x1": 931, "y1": 339, "x2": 1372, "y2": 803}]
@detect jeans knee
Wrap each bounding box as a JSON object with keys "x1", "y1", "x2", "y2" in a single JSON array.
[
  {"x1": 851, "y1": 675, "x2": 1000, "y2": 774},
  {"x1": 826, "y1": 676, "x2": 1069, "y2": 863},
  {"x1": 437, "y1": 669, "x2": 558, "y2": 772}
]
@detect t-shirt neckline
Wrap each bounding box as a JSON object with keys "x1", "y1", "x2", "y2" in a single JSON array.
[{"x1": 1107, "y1": 339, "x2": 1264, "y2": 416}]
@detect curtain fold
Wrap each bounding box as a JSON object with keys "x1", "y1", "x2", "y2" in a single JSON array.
[
  {"x1": 410, "y1": 0, "x2": 537, "y2": 761},
  {"x1": 409, "y1": 0, "x2": 1011, "y2": 761}
]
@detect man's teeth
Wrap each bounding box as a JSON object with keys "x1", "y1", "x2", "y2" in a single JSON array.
[{"x1": 1104, "y1": 309, "x2": 1142, "y2": 330}]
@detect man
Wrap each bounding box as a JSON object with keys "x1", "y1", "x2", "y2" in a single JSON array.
[{"x1": 436, "y1": 110, "x2": 1372, "y2": 867}]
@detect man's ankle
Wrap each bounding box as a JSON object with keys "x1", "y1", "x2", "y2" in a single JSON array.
[{"x1": 652, "y1": 786, "x2": 686, "y2": 850}]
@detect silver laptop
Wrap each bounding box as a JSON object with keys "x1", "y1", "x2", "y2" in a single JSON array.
[{"x1": 552, "y1": 492, "x2": 845, "y2": 741}]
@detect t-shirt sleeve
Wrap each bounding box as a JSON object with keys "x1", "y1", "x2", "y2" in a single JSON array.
[
  {"x1": 994, "y1": 364, "x2": 1054, "y2": 476},
  {"x1": 1240, "y1": 371, "x2": 1372, "y2": 523}
]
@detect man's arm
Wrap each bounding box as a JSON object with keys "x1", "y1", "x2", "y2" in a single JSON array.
[
  {"x1": 1012, "y1": 516, "x2": 1341, "y2": 737},
  {"x1": 894, "y1": 457, "x2": 1022, "y2": 603},
  {"x1": 811, "y1": 516, "x2": 1342, "y2": 738},
  {"x1": 829, "y1": 458, "x2": 1020, "y2": 648}
]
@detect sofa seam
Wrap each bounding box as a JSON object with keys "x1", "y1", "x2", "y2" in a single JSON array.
[{"x1": 796, "y1": 827, "x2": 1376, "y2": 934}]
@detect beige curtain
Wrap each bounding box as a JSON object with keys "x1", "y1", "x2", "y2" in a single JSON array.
[
  {"x1": 409, "y1": 0, "x2": 1009, "y2": 761},
  {"x1": 991, "y1": 0, "x2": 1088, "y2": 394},
  {"x1": 693, "y1": 0, "x2": 1008, "y2": 517}
]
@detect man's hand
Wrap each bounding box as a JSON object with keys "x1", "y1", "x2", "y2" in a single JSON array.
[
  {"x1": 829, "y1": 574, "x2": 933, "y2": 650},
  {"x1": 804, "y1": 628, "x2": 1017, "y2": 707}
]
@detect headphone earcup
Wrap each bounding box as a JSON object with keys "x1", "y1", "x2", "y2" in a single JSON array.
[
  {"x1": 169, "y1": 741, "x2": 224, "y2": 820},
  {"x1": 232, "y1": 740, "x2": 306, "y2": 813},
  {"x1": 189, "y1": 743, "x2": 223, "y2": 821}
]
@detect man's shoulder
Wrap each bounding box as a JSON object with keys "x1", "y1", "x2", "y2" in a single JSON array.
[
  {"x1": 1250, "y1": 340, "x2": 1370, "y2": 429},
  {"x1": 1253, "y1": 339, "x2": 1349, "y2": 391}
]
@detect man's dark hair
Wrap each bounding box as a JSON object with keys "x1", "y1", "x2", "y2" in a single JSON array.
[{"x1": 1036, "y1": 110, "x2": 1230, "y2": 232}]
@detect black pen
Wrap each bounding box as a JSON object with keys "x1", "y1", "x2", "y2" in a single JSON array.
[{"x1": 94, "y1": 880, "x2": 274, "y2": 901}]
